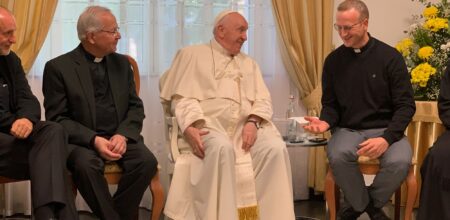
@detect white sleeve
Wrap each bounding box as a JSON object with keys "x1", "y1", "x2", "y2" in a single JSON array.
[{"x1": 171, "y1": 96, "x2": 206, "y2": 132}]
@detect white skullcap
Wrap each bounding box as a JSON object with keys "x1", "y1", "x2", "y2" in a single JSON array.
[{"x1": 213, "y1": 10, "x2": 237, "y2": 29}]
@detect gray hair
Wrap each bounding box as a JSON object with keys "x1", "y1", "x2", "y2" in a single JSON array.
[
  {"x1": 77, "y1": 6, "x2": 112, "y2": 41},
  {"x1": 337, "y1": 0, "x2": 369, "y2": 21}
]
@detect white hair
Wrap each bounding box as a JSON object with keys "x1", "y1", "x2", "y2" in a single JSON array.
[{"x1": 77, "y1": 6, "x2": 112, "y2": 41}]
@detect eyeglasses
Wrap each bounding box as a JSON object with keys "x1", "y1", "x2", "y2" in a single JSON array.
[
  {"x1": 100, "y1": 27, "x2": 120, "y2": 36},
  {"x1": 333, "y1": 21, "x2": 363, "y2": 32}
]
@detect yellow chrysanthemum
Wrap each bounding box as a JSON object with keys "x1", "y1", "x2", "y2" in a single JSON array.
[
  {"x1": 395, "y1": 38, "x2": 414, "y2": 56},
  {"x1": 423, "y1": 6, "x2": 439, "y2": 19},
  {"x1": 411, "y1": 63, "x2": 437, "y2": 87},
  {"x1": 418, "y1": 46, "x2": 434, "y2": 60},
  {"x1": 423, "y1": 17, "x2": 448, "y2": 32}
]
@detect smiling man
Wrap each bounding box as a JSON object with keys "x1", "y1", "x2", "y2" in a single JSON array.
[
  {"x1": 0, "y1": 6, "x2": 78, "y2": 220},
  {"x1": 303, "y1": 0, "x2": 415, "y2": 220},
  {"x1": 42, "y1": 6, "x2": 158, "y2": 220},
  {"x1": 160, "y1": 10, "x2": 295, "y2": 220}
]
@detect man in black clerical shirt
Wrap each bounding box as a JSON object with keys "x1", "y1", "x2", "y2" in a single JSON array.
[
  {"x1": 304, "y1": 1, "x2": 415, "y2": 220},
  {"x1": 0, "y1": 7, "x2": 78, "y2": 220},
  {"x1": 42, "y1": 5, "x2": 158, "y2": 220}
]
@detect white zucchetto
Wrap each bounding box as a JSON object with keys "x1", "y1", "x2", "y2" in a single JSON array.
[{"x1": 213, "y1": 10, "x2": 236, "y2": 29}]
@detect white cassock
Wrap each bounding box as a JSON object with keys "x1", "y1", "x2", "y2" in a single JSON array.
[{"x1": 160, "y1": 39, "x2": 295, "y2": 220}]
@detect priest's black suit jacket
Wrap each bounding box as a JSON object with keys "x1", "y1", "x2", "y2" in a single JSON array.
[
  {"x1": 42, "y1": 45, "x2": 144, "y2": 147},
  {"x1": 42, "y1": 45, "x2": 157, "y2": 220},
  {"x1": 0, "y1": 52, "x2": 78, "y2": 218},
  {"x1": 0, "y1": 52, "x2": 40, "y2": 132}
]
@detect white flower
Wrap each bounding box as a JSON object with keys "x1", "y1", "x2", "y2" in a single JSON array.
[
  {"x1": 441, "y1": 42, "x2": 450, "y2": 51},
  {"x1": 409, "y1": 23, "x2": 419, "y2": 32}
]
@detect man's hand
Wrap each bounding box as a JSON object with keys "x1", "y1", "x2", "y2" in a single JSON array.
[
  {"x1": 184, "y1": 126, "x2": 209, "y2": 159},
  {"x1": 10, "y1": 118, "x2": 33, "y2": 139},
  {"x1": 242, "y1": 122, "x2": 257, "y2": 152},
  {"x1": 303, "y1": 116, "x2": 330, "y2": 134},
  {"x1": 109, "y1": 134, "x2": 127, "y2": 155},
  {"x1": 357, "y1": 137, "x2": 389, "y2": 159},
  {"x1": 94, "y1": 136, "x2": 122, "y2": 161}
]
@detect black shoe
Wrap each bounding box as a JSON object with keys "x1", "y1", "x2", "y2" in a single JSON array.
[
  {"x1": 365, "y1": 201, "x2": 390, "y2": 220},
  {"x1": 337, "y1": 206, "x2": 363, "y2": 220}
]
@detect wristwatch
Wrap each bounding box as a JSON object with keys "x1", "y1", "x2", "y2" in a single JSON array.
[{"x1": 246, "y1": 119, "x2": 261, "y2": 129}]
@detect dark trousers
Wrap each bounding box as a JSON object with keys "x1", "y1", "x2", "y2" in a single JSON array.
[
  {"x1": 0, "y1": 121, "x2": 78, "y2": 220},
  {"x1": 418, "y1": 130, "x2": 450, "y2": 220},
  {"x1": 67, "y1": 139, "x2": 157, "y2": 220}
]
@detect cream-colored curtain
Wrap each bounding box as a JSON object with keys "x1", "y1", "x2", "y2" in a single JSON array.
[
  {"x1": 271, "y1": 0, "x2": 333, "y2": 192},
  {"x1": 0, "y1": 0, "x2": 58, "y2": 73}
]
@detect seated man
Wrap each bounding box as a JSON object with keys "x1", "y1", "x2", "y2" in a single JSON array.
[
  {"x1": 418, "y1": 62, "x2": 450, "y2": 220},
  {"x1": 42, "y1": 6, "x2": 158, "y2": 220},
  {"x1": 160, "y1": 10, "x2": 295, "y2": 220},
  {"x1": 0, "y1": 7, "x2": 77, "y2": 220},
  {"x1": 304, "y1": 1, "x2": 415, "y2": 220}
]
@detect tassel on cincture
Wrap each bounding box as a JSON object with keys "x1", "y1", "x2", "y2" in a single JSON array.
[{"x1": 238, "y1": 205, "x2": 259, "y2": 220}]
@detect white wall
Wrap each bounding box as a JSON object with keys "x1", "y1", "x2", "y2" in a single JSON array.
[{"x1": 332, "y1": 0, "x2": 434, "y2": 47}]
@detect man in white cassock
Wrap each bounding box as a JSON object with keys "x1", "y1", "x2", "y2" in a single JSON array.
[{"x1": 160, "y1": 10, "x2": 295, "y2": 220}]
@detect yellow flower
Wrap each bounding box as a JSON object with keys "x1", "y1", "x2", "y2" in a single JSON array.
[
  {"x1": 423, "y1": 6, "x2": 438, "y2": 19},
  {"x1": 423, "y1": 17, "x2": 448, "y2": 32},
  {"x1": 395, "y1": 38, "x2": 414, "y2": 56},
  {"x1": 411, "y1": 62, "x2": 437, "y2": 87},
  {"x1": 418, "y1": 46, "x2": 434, "y2": 60},
  {"x1": 399, "y1": 1, "x2": 450, "y2": 100}
]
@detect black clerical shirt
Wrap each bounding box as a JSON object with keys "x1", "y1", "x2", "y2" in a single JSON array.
[
  {"x1": 320, "y1": 36, "x2": 415, "y2": 145},
  {"x1": 0, "y1": 57, "x2": 10, "y2": 119},
  {"x1": 0, "y1": 75, "x2": 9, "y2": 112},
  {"x1": 82, "y1": 48, "x2": 119, "y2": 136}
]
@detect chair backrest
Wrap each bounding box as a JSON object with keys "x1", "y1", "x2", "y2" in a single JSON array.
[
  {"x1": 125, "y1": 55, "x2": 140, "y2": 95},
  {"x1": 159, "y1": 72, "x2": 182, "y2": 163}
]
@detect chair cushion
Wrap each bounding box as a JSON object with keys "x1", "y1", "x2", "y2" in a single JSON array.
[
  {"x1": 358, "y1": 156, "x2": 417, "y2": 165},
  {"x1": 103, "y1": 162, "x2": 162, "y2": 175},
  {"x1": 358, "y1": 156, "x2": 380, "y2": 164},
  {"x1": 104, "y1": 162, "x2": 123, "y2": 174},
  {"x1": 0, "y1": 176, "x2": 25, "y2": 183}
]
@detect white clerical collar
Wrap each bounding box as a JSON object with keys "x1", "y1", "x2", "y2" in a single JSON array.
[
  {"x1": 210, "y1": 39, "x2": 242, "y2": 79},
  {"x1": 94, "y1": 57, "x2": 103, "y2": 63},
  {"x1": 352, "y1": 36, "x2": 373, "y2": 54},
  {"x1": 210, "y1": 39, "x2": 239, "y2": 58}
]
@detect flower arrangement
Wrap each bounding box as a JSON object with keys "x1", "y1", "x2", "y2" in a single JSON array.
[{"x1": 395, "y1": 0, "x2": 450, "y2": 100}]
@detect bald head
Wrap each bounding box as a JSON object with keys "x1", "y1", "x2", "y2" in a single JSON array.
[
  {"x1": 213, "y1": 11, "x2": 248, "y2": 55},
  {"x1": 0, "y1": 7, "x2": 16, "y2": 55},
  {"x1": 0, "y1": 7, "x2": 13, "y2": 18}
]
